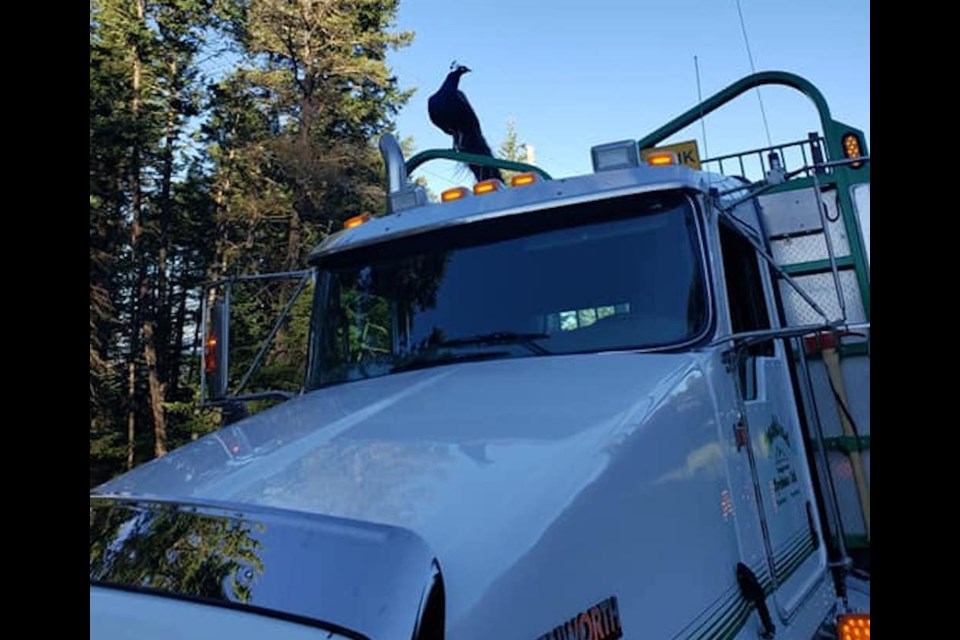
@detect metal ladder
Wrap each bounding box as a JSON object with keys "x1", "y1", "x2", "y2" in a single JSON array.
[
  {"x1": 703, "y1": 136, "x2": 873, "y2": 572},
  {"x1": 636, "y1": 69, "x2": 872, "y2": 577},
  {"x1": 740, "y1": 141, "x2": 871, "y2": 568}
]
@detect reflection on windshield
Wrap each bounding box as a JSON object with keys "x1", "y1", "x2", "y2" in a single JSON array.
[{"x1": 311, "y1": 191, "x2": 708, "y2": 388}]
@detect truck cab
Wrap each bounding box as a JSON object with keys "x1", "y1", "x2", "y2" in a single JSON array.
[{"x1": 91, "y1": 71, "x2": 870, "y2": 640}]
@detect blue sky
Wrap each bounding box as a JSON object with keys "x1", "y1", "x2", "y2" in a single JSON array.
[{"x1": 387, "y1": 0, "x2": 869, "y2": 191}]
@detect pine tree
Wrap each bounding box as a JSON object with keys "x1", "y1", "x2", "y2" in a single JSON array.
[
  {"x1": 91, "y1": 0, "x2": 417, "y2": 484},
  {"x1": 497, "y1": 117, "x2": 531, "y2": 184}
]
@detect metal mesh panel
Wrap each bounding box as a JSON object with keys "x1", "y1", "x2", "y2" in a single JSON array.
[
  {"x1": 827, "y1": 450, "x2": 867, "y2": 537},
  {"x1": 771, "y1": 232, "x2": 849, "y2": 265},
  {"x1": 852, "y1": 184, "x2": 870, "y2": 269},
  {"x1": 824, "y1": 206, "x2": 852, "y2": 254},
  {"x1": 839, "y1": 357, "x2": 870, "y2": 436},
  {"x1": 803, "y1": 356, "x2": 870, "y2": 440},
  {"x1": 779, "y1": 269, "x2": 865, "y2": 325},
  {"x1": 767, "y1": 191, "x2": 851, "y2": 265},
  {"x1": 805, "y1": 361, "x2": 843, "y2": 438}
]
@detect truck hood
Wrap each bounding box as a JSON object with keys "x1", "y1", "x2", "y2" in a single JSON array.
[{"x1": 96, "y1": 351, "x2": 706, "y2": 624}]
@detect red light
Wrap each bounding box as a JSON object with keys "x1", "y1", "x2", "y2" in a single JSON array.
[{"x1": 205, "y1": 333, "x2": 217, "y2": 373}]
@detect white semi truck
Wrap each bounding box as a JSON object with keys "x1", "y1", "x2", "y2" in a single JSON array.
[{"x1": 91, "y1": 71, "x2": 870, "y2": 640}]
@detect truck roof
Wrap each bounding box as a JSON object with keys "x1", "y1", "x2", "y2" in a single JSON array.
[{"x1": 307, "y1": 164, "x2": 742, "y2": 263}]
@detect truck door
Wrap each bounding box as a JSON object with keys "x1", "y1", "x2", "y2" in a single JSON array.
[{"x1": 719, "y1": 220, "x2": 828, "y2": 622}]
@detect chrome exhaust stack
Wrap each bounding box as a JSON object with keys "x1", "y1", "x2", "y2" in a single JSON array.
[{"x1": 379, "y1": 133, "x2": 428, "y2": 213}]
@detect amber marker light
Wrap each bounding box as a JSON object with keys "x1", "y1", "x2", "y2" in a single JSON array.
[
  {"x1": 646, "y1": 152, "x2": 677, "y2": 166},
  {"x1": 842, "y1": 133, "x2": 864, "y2": 168},
  {"x1": 343, "y1": 214, "x2": 370, "y2": 229},
  {"x1": 441, "y1": 187, "x2": 470, "y2": 202},
  {"x1": 510, "y1": 172, "x2": 538, "y2": 187},
  {"x1": 837, "y1": 613, "x2": 870, "y2": 640},
  {"x1": 473, "y1": 179, "x2": 502, "y2": 195}
]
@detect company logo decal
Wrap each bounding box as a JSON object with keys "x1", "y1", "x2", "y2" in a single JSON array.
[
  {"x1": 536, "y1": 596, "x2": 622, "y2": 640},
  {"x1": 764, "y1": 416, "x2": 800, "y2": 507}
]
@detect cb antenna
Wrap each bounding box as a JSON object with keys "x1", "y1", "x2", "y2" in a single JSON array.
[
  {"x1": 694, "y1": 55, "x2": 709, "y2": 161},
  {"x1": 735, "y1": 0, "x2": 773, "y2": 148}
]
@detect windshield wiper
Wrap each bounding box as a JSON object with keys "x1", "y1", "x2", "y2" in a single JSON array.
[
  {"x1": 435, "y1": 332, "x2": 552, "y2": 355},
  {"x1": 390, "y1": 351, "x2": 509, "y2": 373}
]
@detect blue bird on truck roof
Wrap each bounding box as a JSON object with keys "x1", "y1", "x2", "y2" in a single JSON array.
[{"x1": 427, "y1": 62, "x2": 503, "y2": 183}]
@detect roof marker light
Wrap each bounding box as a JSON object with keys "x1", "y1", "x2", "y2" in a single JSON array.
[
  {"x1": 343, "y1": 214, "x2": 370, "y2": 229},
  {"x1": 646, "y1": 151, "x2": 678, "y2": 166},
  {"x1": 441, "y1": 187, "x2": 470, "y2": 202},
  {"x1": 473, "y1": 179, "x2": 503, "y2": 195},
  {"x1": 510, "y1": 172, "x2": 539, "y2": 187}
]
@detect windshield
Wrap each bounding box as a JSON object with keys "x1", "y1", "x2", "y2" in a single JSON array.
[{"x1": 308, "y1": 191, "x2": 709, "y2": 389}]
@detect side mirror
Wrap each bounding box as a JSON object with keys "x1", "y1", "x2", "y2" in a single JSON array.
[
  {"x1": 203, "y1": 298, "x2": 229, "y2": 402},
  {"x1": 199, "y1": 269, "x2": 311, "y2": 412}
]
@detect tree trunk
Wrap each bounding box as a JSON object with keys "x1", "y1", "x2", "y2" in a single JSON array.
[
  {"x1": 286, "y1": 209, "x2": 302, "y2": 270},
  {"x1": 126, "y1": 360, "x2": 137, "y2": 469},
  {"x1": 184, "y1": 283, "x2": 201, "y2": 398},
  {"x1": 210, "y1": 145, "x2": 237, "y2": 282},
  {"x1": 144, "y1": 321, "x2": 168, "y2": 457},
  {"x1": 168, "y1": 277, "x2": 188, "y2": 399},
  {"x1": 156, "y1": 57, "x2": 179, "y2": 394},
  {"x1": 126, "y1": 0, "x2": 146, "y2": 470}
]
